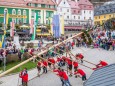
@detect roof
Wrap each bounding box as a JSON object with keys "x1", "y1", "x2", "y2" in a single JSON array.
[
  {"x1": 68, "y1": 1, "x2": 80, "y2": 9},
  {"x1": 94, "y1": 1, "x2": 115, "y2": 16},
  {"x1": 78, "y1": 0, "x2": 93, "y2": 6},
  {"x1": 0, "y1": 0, "x2": 27, "y2": 7},
  {"x1": 27, "y1": 0, "x2": 55, "y2": 5},
  {"x1": 0, "y1": 0, "x2": 56, "y2": 8},
  {"x1": 84, "y1": 64, "x2": 115, "y2": 86}
]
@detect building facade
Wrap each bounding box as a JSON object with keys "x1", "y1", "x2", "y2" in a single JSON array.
[
  {"x1": 56, "y1": 0, "x2": 94, "y2": 30},
  {"x1": 94, "y1": 1, "x2": 115, "y2": 25},
  {"x1": 0, "y1": 0, "x2": 56, "y2": 25}
]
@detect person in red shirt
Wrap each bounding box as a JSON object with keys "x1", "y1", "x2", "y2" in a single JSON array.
[
  {"x1": 76, "y1": 53, "x2": 84, "y2": 63},
  {"x1": 66, "y1": 58, "x2": 72, "y2": 76},
  {"x1": 42, "y1": 60, "x2": 48, "y2": 73},
  {"x1": 73, "y1": 61, "x2": 78, "y2": 71},
  {"x1": 61, "y1": 69, "x2": 72, "y2": 86},
  {"x1": 71, "y1": 42, "x2": 75, "y2": 49},
  {"x1": 37, "y1": 61, "x2": 42, "y2": 77},
  {"x1": 74, "y1": 69, "x2": 86, "y2": 82},
  {"x1": 97, "y1": 60, "x2": 108, "y2": 67},
  {"x1": 19, "y1": 68, "x2": 28, "y2": 86},
  {"x1": 48, "y1": 57, "x2": 55, "y2": 69},
  {"x1": 53, "y1": 68, "x2": 64, "y2": 86}
]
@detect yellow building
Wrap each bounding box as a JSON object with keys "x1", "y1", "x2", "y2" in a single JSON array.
[{"x1": 94, "y1": 1, "x2": 115, "y2": 25}]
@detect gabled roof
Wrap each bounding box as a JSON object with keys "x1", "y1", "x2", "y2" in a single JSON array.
[
  {"x1": 68, "y1": 1, "x2": 80, "y2": 9},
  {"x1": 84, "y1": 64, "x2": 115, "y2": 86},
  {"x1": 78, "y1": 0, "x2": 93, "y2": 6}
]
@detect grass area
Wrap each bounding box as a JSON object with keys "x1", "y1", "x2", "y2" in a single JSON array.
[{"x1": 0, "y1": 61, "x2": 37, "y2": 74}]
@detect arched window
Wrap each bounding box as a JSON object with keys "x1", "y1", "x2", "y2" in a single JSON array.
[
  {"x1": 18, "y1": 10, "x2": 21, "y2": 15},
  {"x1": 12, "y1": 9, "x2": 16, "y2": 15},
  {"x1": 23, "y1": 10, "x2": 26, "y2": 15},
  {"x1": 23, "y1": 10, "x2": 26, "y2": 23}
]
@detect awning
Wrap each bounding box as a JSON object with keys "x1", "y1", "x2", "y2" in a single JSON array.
[{"x1": 64, "y1": 26, "x2": 83, "y2": 29}]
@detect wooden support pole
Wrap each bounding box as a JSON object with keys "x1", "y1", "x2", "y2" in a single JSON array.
[{"x1": 0, "y1": 32, "x2": 83, "y2": 78}]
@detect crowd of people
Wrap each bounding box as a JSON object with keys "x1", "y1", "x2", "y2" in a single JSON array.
[
  {"x1": 19, "y1": 38, "x2": 109, "y2": 86},
  {"x1": 91, "y1": 29, "x2": 115, "y2": 50}
]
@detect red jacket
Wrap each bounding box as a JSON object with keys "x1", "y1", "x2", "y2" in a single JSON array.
[
  {"x1": 62, "y1": 71, "x2": 68, "y2": 80},
  {"x1": 37, "y1": 62, "x2": 41, "y2": 66},
  {"x1": 53, "y1": 69, "x2": 63, "y2": 77},
  {"x1": 57, "y1": 57, "x2": 61, "y2": 62},
  {"x1": 42, "y1": 61, "x2": 48, "y2": 67},
  {"x1": 67, "y1": 59, "x2": 72, "y2": 65},
  {"x1": 78, "y1": 54, "x2": 84, "y2": 59},
  {"x1": 99, "y1": 61, "x2": 108, "y2": 66},
  {"x1": 74, "y1": 69, "x2": 86, "y2": 76},
  {"x1": 71, "y1": 42, "x2": 74, "y2": 46},
  {"x1": 20, "y1": 74, "x2": 28, "y2": 82},
  {"x1": 73, "y1": 61, "x2": 78, "y2": 67}
]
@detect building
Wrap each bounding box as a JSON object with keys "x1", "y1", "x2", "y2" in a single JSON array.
[
  {"x1": 56, "y1": 0, "x2": 94, "y2": 31},
  {"x1": 94, "y1": 0, "x2": 115, "y2": 26},
  {"x1": 84, "y1": 64, "x2": 115, "y2": 86},
  {"x1": 0, "y1": 0, "x2": 56, "y2": 25},
  {"x1": 0, "y1": 0, "x2": 56, "y2": 39}
]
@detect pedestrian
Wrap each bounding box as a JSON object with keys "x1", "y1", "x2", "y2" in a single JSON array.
[
  {"x1": 42, "y1": 60, "x2": 48, "y2": 73},
  {"x1": 19, "y1": 68, "x2": 28, "y2": 86},
  {"x1": 61, "y1": 69, "x2": 72, "y2": 86},
  {"x1": 37, "y1": 60, "x2": 42, "y2": 77},
  {"x1": 66, "y1": 58, "x2": 72, "y2": 76},
  {"x1": 53, "y1": 68, "x2": 64, "y2": 86},
  {"x1": 74, "y1": 68, "x2": 87, "y2": 82},
  {"x1": 73, "y1": 61, "x2": 78, "y2": 72},
  {"x1": 97, "y1": 60, "x2": 108, "y2": 67},
  {"x1": 76, "y1": 53, "x2": 84, "y2": 63}
]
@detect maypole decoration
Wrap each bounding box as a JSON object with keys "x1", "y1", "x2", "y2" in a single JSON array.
[{"x1": 10, "y1": 21, "x2": 15, "y2": 37}]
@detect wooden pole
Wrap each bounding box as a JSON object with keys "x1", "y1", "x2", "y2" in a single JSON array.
[{"x1": 0, "y1": 32, "x2": 83, "y2": 78}]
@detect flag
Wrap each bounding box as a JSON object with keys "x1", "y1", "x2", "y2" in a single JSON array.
[
  {"x1": 10, "y1": 21, "x2": 15, "y2": 37},
  {"x1": 30, "y1": 19, "x2": 34, "y2": 34},
  {"x1": 53, "y1": 15, "x2": 61, "y2": 38}
]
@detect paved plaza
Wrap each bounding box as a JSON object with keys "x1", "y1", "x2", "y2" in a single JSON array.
[{"x1": 0, "y1": 47, "x2": 115, "y2": 86}]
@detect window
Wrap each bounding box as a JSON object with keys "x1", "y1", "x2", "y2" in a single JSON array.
[
  {"x1": 104, "y1": 15, "x2": 106, "y2": 18},
  {"x1": 89, "y1": 11, "x2": 91, "y2": 14},
  {"x1": 78, "y1": 16, "x2": 80, "y2": 19},
  {"x1": 60, "y1": 8, "x2": 62, "y2": 12},
  {"x1": 67, "y1": 16, "x2": 69, "y2": 19},
  {"x1": 23, "y1": 10, "x2": 26, "y2": 23},
  {"x1": 46, "y1": 19, "x2": 48, "y2": 24},
  {"x1": 84, "y1": 11, "x2": 85, "y2": 13},
  {"x1": 109, "y1": 15, "x2": 111, "y2": 18},
  {"x1": 17, "y1": 10, "x2": 21, "y2": 24},
  {"x1": 74, "y1": 16, "x2": 75, "y2": 19},
  {"x1": 38, "y1": 12, "x2": 40, "y2": 16},
  {"x1": 84, "y1": 17, "x2": 86, "y2": 20},
  {"x1": 37, "y1": 4, "x2": 41, "y2": 7},
  {"x1": 89, "y1": 17, "x2": 91, "y2": 19},
  {"x1": 18, "y1": 10, "x2": 21, "y2": 15},
  {"x1": 64, "y1": 2, "x2": 65, "y2": 4},
  {"x1": 46, "y1": 12, "x2": 49, "y2": 17},
  {"x1": 99, "y1": 16, "x2": 100, "y2": 19},
  {"x1": 12, "y1": 9, "x2": 16, "y2": 15},
  {"x1": 67, "y1": 9, "x2": 69, "y2": 12}
]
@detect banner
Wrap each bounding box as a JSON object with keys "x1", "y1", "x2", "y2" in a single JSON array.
[
  {"x1": 52, "y1": 15, "x2": 61, "y2": 38},
  {"x1": 30, "y1": 19, "x2": 34, "y2": 34},
  {"x1": 10, "y1": 21, "x2": 15, "y2": 37}
]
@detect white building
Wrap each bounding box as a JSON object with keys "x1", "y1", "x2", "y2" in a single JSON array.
[{"x1": 54, "y1": 0, "x2": 94, "y2": 31}]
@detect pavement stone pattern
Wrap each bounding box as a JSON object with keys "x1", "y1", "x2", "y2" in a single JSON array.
[{"x1": 0, "y1": 47, "x2": 115, "y2": 86}]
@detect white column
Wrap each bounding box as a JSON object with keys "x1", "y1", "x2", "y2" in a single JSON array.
[
  {"x1": 44, "y1": 10, "x2": 46, "y2": 24},
  {"x1": 29, "y1": 9, "x2": 32, "y2": 24}
]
